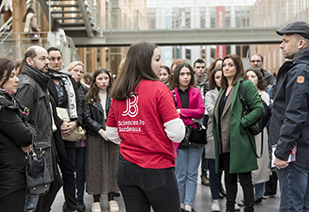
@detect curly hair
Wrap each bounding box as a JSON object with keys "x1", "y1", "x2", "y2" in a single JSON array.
[
  {"x1": 244, "y1": 67, "x2": 267, "y2": 91},
  {"x1": 206, "y1": 58, "x2": 222, "y2": 82},
  {"x1": 208, "y1": 66, "x2": 222, "y2": 90}
]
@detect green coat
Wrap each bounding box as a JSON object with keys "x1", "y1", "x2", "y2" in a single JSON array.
[{"x1": 213, "y1": 79, "x2": 264, "y2": 174}]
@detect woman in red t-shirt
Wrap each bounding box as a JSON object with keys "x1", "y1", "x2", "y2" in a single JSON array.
[{"x1": 106, "y1": 42, "x2": 185, "y2": 212}]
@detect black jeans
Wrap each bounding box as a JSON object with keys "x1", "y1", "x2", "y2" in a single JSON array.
[
  {"x1": 75, "y1": 147, "x2": 86, "y2": 201},
  {"x1": 59, "y1": 147, "x2": 77, "y2": 211},
  {"x1": 0, "y1": 188, "x2": 25, "y2": 212},
  {"x1": 221, "y1": 153, "x2": 254, "y2": 212},
  {"x1": 116, "y1": 154, "x2": 181, "y2": 212}
]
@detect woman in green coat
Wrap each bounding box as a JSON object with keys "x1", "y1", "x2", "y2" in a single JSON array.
[{"x1": 212, "y1": 54, "x2": 264, "y2": 212}]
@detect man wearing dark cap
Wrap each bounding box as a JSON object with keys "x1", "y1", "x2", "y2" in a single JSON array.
[{"x1": 269, "y1": 21, "x2": 309, "y2": 211}]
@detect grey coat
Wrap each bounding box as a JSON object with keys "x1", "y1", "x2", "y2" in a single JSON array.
[{"x1": 205, "y1": 88, "x2": 219, "y2": 159}]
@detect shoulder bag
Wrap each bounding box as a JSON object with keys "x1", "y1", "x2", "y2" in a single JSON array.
[
  {"x1": 239, "y1": 80, "x2": 271, "y2": 158},
  {"x1": 56, "y1": 107, "x2": 84, "y2": 141},
  {"x1": 173, "y1": 90, "x2": 207, "y2": 149},
  {"x1": 25, "y1": 128, "x2": 51, "y2": 195}
]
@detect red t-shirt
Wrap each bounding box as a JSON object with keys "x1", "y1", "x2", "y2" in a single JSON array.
[{"x1": 106, "y1": 80, "x2": 179, "y2": 169}]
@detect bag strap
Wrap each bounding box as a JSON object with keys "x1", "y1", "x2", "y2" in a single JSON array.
[
  {"x1": 173, "y1": 90, "x2": 178, "y2": 109},
  {"x1": 238, "y1": 80, "x2": 263, "y2": 159},
  {"x1": 29, "y1": 127, "x2": 41, "y2": 152},
  {"x1": 239, "y1": 80, "x2": 250, "y2": 113}
]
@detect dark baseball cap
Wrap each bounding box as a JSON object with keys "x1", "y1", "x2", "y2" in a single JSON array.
[{"x1": 276, "y1": 21, "x2": 309, "y2": 39}]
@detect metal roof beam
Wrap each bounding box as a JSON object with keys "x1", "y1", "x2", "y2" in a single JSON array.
[{"x1": 72, "y1": 27, "x2": 282, "y2": 47}]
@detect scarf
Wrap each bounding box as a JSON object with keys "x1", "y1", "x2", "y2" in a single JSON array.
[
  {"x1": 48, "y1": 68, "x2": 78, "y2": 119},
  {"x1": 21, "y1": 64, "x2": 50, "y2": 90},
  {"x1": 0, "y1": 88, "x2": 29, "y2": 117}
]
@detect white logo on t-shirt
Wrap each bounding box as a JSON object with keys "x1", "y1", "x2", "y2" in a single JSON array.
[{"x1": 122, "y1": 92, "x2": 138, "y2": 117}]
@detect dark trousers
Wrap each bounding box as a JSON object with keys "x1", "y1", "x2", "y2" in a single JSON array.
[
  {"x1": 75, "y1": 147, "x2": 86, "y2": 200},
  {"x1": 209, "y1": 159, "x2": 220, "y2": 200},
  {"x1": 35, "y1": 166, "x2": 62, "y2": 212},
  {"x1": 222, "y1": 153, "x2": 254, "y2": 212},
  {"x1": 116, "y1": 154, "x2": 181, "y2": 212},
  {"x1": 265, "y1": 169, "x2": 278, "y2": 196},
  {"x1": 201, "y1": 146, "x2": 209, "y2": 177},
  {"x1": 0, "y1": 188, "x2": 25, "y2": 212},
  {"x1": 59, "y1": 147, "x2": 77, "y2": 211}
]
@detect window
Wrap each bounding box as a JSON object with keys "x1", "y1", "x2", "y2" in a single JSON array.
[
  {"x1": 186, "y1": 46, "x2": 191, "y2": 60},
  {"x1": 201, "y1": 46, "x2": 206, "y2": 59},
  {"x1": 185, "y1": 12, "x2": 190, "y2": 28},
  {"x1": 210, "y1": 45, "x2": 216, "y2": 61},
  {"x1": 225, "y1": 7, "x2": 231, "y2": 28},
  {"x1": 173, "y1": 46, "x2": 180, "y2": 59},
  {"x1": 226, "y1": 45, "x2": 231, "y2": 55},
  {"x1": 200, "y1": 7, "x2": 205, "y2": 28},
  {"x1": 210, "y1": 7, "x2": 216, "y2": 28},
  {"x1": 235, "y1": 45, "x2": 249, "y2": 58}
]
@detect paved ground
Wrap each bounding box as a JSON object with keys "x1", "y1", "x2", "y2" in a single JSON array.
[{"x1": 51, "y1": 177, "x2": 280, "y2": 212}]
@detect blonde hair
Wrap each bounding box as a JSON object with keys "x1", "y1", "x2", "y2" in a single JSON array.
[{"x1": 67, "y1": 61, "x2": 85, "y2": 72}]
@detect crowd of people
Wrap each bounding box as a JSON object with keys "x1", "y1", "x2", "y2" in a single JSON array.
[{"x1": 0, "y1": 20, "x2": 309, "y2": 212}]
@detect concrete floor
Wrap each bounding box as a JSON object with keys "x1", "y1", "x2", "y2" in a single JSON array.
[{"x1": 51, "y1": 177, "x2": 280, "y2": 212}]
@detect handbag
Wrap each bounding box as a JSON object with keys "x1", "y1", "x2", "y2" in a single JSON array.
[
  {"x1": 239, "y1": 80, "x2": 272, "y2": 158},
  {"x1": 25, "y1": 128, "x2": 51, "y2": 195},
  {"x1": 239, "y1": 80, "x2": 271, "y2": 135},
  {"x1": 188, "y1": 123, "x2": 207, "y2": 145},
  {"x1": 173, "y1": 90, "x2": 207, "y2": 149},
  {"x1": 56, "y1": 107, "x2": 84, "y2": 141},
  {"x1": 31, "y1": 32, "x2": 40, "y2": 41}
]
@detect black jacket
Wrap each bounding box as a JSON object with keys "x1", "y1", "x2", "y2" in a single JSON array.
[
  {"x1": 47, "y1": 68, "x2": 83, "y2": 148},
  {"x1": 84, "y1": 95, "x2": 111, "y2": 135},
  {"x1": 269, "y1": 47, "x2": 309, "y2": 171},
  {"x1": 260, "y1": 68, "x2": 274, "y2": 87},
  {"x1": 16, "y1": 64, "x2": 54, "y2": 179},
  {"x1": 77, "y1": 82, "x2": 89, "y2": 130},
  {"x1": 0, "y1": 90, "x2": 33, "y2": 199}
]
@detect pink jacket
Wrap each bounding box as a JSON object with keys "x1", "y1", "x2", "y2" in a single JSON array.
[{"x1": 171, "y1": 87, "x2": 205, "y2": 149}]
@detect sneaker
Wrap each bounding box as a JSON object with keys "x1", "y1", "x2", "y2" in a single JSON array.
[
  {"x1": 235, "y1": 203, "x2": 240, "y2": 211},
  {"x1": 211, "y1": 201, "x2": 221, "y2": 211},
  {"x1": 184, "y1": 208, "x2": 197, "y2": 212},
  {"x1": 77, "y1": 200, "x2": 86, "y2": 212},
  {"x1": 108, "y1": 200, "x2": 119, "y2": 212},
  {"x1": 237, "y1": 199, "x2": 244, "y2": 207},
  {"x1": 91, "y1": 202, "x2": 101, "y2": 212},
  {"x1": 254, "y1": 196, "x2": 262, "y2": 204},
  {"x1": 201, "y1": 175, "x2": 210, "y2": 186}
]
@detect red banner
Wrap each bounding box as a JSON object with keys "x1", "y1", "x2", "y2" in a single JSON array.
[{"x1": 216, "y1": 6, "x2": 226, "y2": 58}]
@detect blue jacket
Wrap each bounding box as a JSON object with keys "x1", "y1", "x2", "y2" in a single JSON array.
[{"x1": 269, "y1": 47, "x2": 309, "y2": 172}]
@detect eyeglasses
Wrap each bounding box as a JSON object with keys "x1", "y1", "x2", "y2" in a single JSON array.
[
  {"x1": 49, "y1": 57, "x2": 62, "y2": 62},
  {"x1": 250, "y1": 60, "x2": 262, "y2": 63}
]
